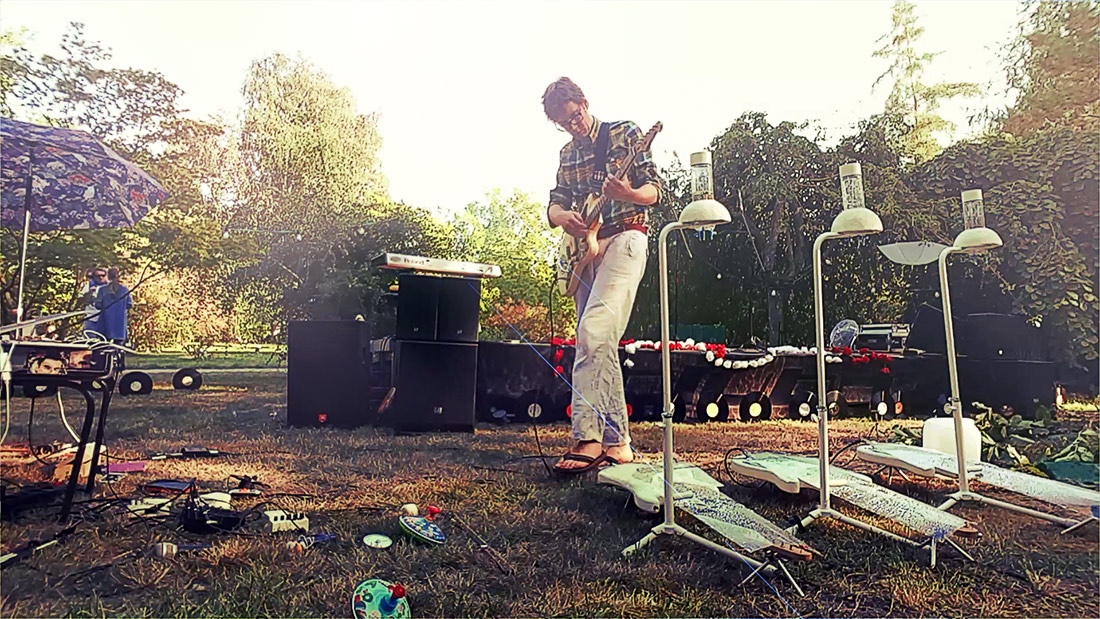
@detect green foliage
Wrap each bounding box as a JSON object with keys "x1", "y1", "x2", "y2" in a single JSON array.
[
  {"x1": 452, "y1": 191, "x2": 563, "y2": 340},
  {"x1": 872, "y1": 1, "x2": 980, "y2": 163},
  {"x1": 1048, "y1": 427, "x2": 1099, "y2": 464},
  {"x1": 890, "y1": 424, "x2": 922, "y2": 445},
  {"x1": 911, "y1": 127, "x2": 1099, "y2": 365},
  {"x1": 1001, "y1": 1, "x2": 1100, "y2": 137}
]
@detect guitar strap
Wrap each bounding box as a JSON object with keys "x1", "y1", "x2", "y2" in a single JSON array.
[{"x1": 589, "y1": 122, "x2": 611, "y2": 196}]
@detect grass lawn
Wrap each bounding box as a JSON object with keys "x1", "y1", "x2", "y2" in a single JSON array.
[
  {"x1": 1, "y1": 373, "x2": 1096, "y2": 618},
  {"x1": 127, "y1": 351, "x2": 285, "y2": 370}
]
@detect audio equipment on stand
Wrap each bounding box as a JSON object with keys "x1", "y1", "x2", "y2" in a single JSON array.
[
  {"x1": 374, "y1": 253, "x2": 501, "y2": 433},
  {"x1": 386, "y1": 340, "x2": 477, "y2": 432},
  {"x1": 287, "y1": 321, "x2": 372, "y2": 428}
]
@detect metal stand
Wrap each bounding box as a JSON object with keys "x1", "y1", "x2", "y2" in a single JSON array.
[
  {"x1": 785, "y1": 232, "x2": 966, "y2": 568},
  {"x1": 934, "y1": 247, "x2": 1098, "y2": 533},
  {"x1": 621, "y1": 221, "x2": 802, "y2": 594}
]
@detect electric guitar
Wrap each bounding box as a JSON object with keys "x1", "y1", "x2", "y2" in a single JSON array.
[{"x1": 554, "y1": 122, "x2": 662, "y2": 296}]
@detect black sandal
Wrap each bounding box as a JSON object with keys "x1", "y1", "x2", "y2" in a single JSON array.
[{"x1": 553, "y1": 452, "x2": 608, "y2": 475}]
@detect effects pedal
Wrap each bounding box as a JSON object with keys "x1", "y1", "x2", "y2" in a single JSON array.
[{"x1": 262, "y1": 509, "x2": 309, "y2": 533}]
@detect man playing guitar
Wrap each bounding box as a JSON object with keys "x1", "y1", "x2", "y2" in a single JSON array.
[{"x1": 543, "y1": 77, "x2": 664, "y2": 473}]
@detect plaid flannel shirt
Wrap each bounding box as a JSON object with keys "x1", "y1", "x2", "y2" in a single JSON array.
[{"x1": 547, "y1": 117, "x2": 664, "y2": 230}]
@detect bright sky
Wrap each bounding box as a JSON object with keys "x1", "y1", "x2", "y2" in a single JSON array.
[{"x1": 3, "y1": 0, "x2": 1022, "y2": 217}]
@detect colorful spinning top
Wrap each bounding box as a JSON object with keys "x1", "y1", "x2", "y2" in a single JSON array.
[
  {"x1": 398, "y1": 505, "x2": 444, "y2": 545},
  {"x1": 351, "y1": 579, "x2": 409, "y2": 619}
]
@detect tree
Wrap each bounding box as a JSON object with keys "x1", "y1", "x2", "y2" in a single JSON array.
[
  {"x1": 708, "y1": 112, "x2": 834, "y2": 344},
  {"x1": 0, "y1": 22, "x2": 194, "y2": 326},
  {"x1": 1001, "y1": 1, "x2": 1100, "y2": 136},
  {"x1": 452, "y1": 190, "x2": 562, "y2": 340},
  {"x1": 911, "y1": 127, "x2": 1099, "y2": 367},
  {"x1": 872, "y1": 0, "x2": 980, "y2": 163},
  {"x1": 233, "y1": 53, "x2": 392, "y2": 321}
]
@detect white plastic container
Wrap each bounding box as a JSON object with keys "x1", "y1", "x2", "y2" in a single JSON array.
[{"x1": 922, "y1": 417, "x2": 981, "y2": 462}]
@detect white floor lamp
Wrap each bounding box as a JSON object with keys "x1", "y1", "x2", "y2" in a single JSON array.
[
  {"x1": 622, "y1": 151, "x2": 761, "y2": 564},
  {"x1": 795, "y1": 163, "x2": 903, "y2": 538},
  {"x1": 931, "y1": 190, "x2": 1085, "y2": 527}
]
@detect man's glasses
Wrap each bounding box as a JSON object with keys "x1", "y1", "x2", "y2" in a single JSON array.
[{"x1": 555, "y1": 109, "x2": 584, "y2": 131}]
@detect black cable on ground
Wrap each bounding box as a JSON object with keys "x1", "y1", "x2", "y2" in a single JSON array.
[
  {"x1": 722, "y1": 447, "x2": 763, "y2": 490},
  {"x1": 531, "y1": 423, "x2": 553, "y2": 476},
  {"x1": 829, "y1": 440, "x2": 866, "y2": 465}
]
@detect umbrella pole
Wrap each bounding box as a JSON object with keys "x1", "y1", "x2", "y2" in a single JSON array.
[
  {"x1": 15, "y1": 210, "x2": 29, "y2": 322},
  {"x1": 15, "y1": 150, "x2": 34, "y2": 323}
]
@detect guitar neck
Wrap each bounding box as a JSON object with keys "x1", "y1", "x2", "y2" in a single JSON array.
[{"x1": 581, "y1": 121, "x2": 661, "y2": 225}]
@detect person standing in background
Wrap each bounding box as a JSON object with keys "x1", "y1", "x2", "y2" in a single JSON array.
[
  {"x1": 94, "y1": 267, "x2": 132, "y2": 345},
  {"x1": 79, "y1": 267, "x2": 108, "y2": 335}
]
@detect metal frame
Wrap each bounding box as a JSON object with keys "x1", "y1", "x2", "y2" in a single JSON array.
[
  {"x1": 787, "y1": 227, "x2": 974, "y2": 567},
  {"x1": 621, "y1": 220, "x2": 806, "y2": 593},
  {"x1": 934, "y1": 245, "x2": 1098, "y2": 531}
]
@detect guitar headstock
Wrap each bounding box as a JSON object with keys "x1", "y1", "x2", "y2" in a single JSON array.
[{"x1": 638, "y1": 121, "x2": 662, "y2": 152}]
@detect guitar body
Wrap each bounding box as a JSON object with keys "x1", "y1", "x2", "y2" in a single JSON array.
[
  {"x1": 554, "y1": 122, "x2": 662, "y2": 297},
  {"x1": 558, "y1": 197, "x2": 604, "y2": 297}
]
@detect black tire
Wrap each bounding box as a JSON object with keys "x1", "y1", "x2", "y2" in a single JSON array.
[
  {"x1": 871, "y1": 391, "x2": 896, "y2": 421},
  {"x1": 119, "y1": 371, "x2": 153, "y2": 396},
  {"x1": 697, "y1": 395, "x2": 730, "y2": 422},
  {"x1": 739, "y1": 392, "x2": 772, "y2": 422},
  {"x1": 21, "y1": 383, "x2": 58, "y2": 398},
  {"x1": 172, "y1": 368, "x2": 203, "y2": 390}
]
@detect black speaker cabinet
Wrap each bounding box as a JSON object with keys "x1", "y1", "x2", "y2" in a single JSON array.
[
  {"x1": 960, "y1": 313, "x2": 1047, "y2": 360},
  {"x1": 906, "y1": 303, "x2": 947, "y2": 354},
  {"x1": 396, "y1": 274, "x2": 438, "y2": 341},
  {"x1": 388, "y1": 340, "x2": 476, "y2": 432},
  {"x1": 396, "y1": 274, "x2": 480, "y2": 342},
  {"x1": 287, "y1": 321, "x2": 371, "y2": 428},
  {"x1": 437, "y1": 276, "x2": 480, "y2": 342}
]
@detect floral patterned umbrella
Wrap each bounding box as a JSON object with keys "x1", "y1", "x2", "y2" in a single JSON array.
[
  {"x1": 1, "y1": 117, "x2": 170, "y2": 322},
  {"x1": 0, "y1": 117, "x2": 169, "y2": 231}
]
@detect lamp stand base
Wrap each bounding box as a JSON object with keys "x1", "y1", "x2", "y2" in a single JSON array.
[
  {"x1": 622, "y1": 522, "x2": 804, "y2": 595},
  {"x1": 938, "y1": 491, "x2": 1096, "y2": 533},
  {"x1": 788, "y1": 507, "x2": 972, "y2": 568}
]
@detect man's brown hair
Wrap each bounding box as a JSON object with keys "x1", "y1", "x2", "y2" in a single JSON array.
[{"x1": 542, "y1": 77, "x2": 586, "y2": 120}]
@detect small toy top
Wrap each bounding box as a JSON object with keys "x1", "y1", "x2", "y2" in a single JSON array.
[
  {"x1": 352, "y1": 579, "x2": 410, "y2": 619},
  {"x1": 398, "y1": 513, "x2": 445, "y2": 545}
]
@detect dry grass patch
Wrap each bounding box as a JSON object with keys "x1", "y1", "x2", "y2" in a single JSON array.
[{"x1": 1, "y1": 372, "x2": 1096, "y2": 618}]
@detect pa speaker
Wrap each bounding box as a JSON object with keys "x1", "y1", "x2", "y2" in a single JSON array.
[
  {"x1": 396, "y1": 274, "x2": 438, "y2": 341},
  {"x1": 959, "y1": 313, "x2": 1046, "y2": 360},
  {"x1": 287, "y1": 321, "x2": 371, "y2": 428},
  {"x1": 396, "y1": 274, "x2": 480, "y2": 342},
  {"x1": 436, "y1": 276, "x2": 480, "y2": 342},
  {"x1": 905, "y1": 303, "x2": 947, "y2": 354},
  {"x1": 387, "y1": 340, "x2": 476, "y2": 432}
]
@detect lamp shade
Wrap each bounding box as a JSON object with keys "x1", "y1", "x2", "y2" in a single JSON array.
[
  {"x1": 680, "y1": 199, "x2": 731, "y2": 227},
  {"x1": 952, "y1": 226, "x2": 1003, "y2": 253},
  {"x1": 830, "y1": 207, "x2": 883, "y2": 237}
]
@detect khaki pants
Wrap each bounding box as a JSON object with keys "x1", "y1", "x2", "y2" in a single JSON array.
[{"x1": 570, "y1": 230, "x2": 648, "y2": 445}]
